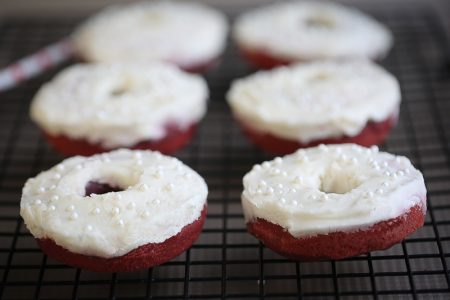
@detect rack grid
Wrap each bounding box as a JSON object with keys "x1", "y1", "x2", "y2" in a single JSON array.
[{"x1": 0, "y1": 3, "x2": 450, "y2": 299}]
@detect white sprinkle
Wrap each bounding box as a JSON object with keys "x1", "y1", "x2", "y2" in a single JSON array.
[
  {"x1": 390, "y1": 172, "x2": 398, "y2": 178},
  {"x1": 350, "y1": 158, "x2": 358, "y2": 165},
  {"x1": 382, "y1": 161, "x2": 389, "y2": 168},
  {"x1": 270, "y1": 169, "x2": 281, "y2": 176},
  {"x1": 139, "y1": 184, "x2": 149, "y2": 191},
  {"x1": 267, "y1": 187, "x2": 274, "y2": 194},
  {"x1": 183, "y1": 172, "x2": 192, "y2": 179},
  {"x1": 154, "y1": 199, "x2": 161, "y2": 205},
  {"x1": 253, "y1": 165, "x2": 262, "y2": 171},
  {"x1": 92, "y1": 207, "x2": 101, "y2": 215},
  {"x1": 281, "y1": 171, "x2": 288, "y2": 177},
  {"x1": 53, "y1": 173, "x2": 61, "y2": 180},
  {"x1": 136, "y1": 159, "x2": 143, "y2": 166},
  {"x1": 404, "y1": 168, "x2": 411, "y2": 174},
  {"x1": 262, "y1": 162, "x2": 270, "y2": 169},
  {"x1": 396, "y1": 170, "x2": 405, "y2": 177},
  {"x1": 339, "y1": 154, "x2": 348, "y2": 162},
  {"x1": 335, "y1": 147, "x2": 342, "y2": 154},
  {"x1": 310, "y1": 195, "x2": 318, "y2": 201},
  {"x1": 51, "y1": 195, "x2": 59, "y2": 202},
  {"x1": 49, "y1": 205, "x2": 56, "y2": 211},
  {"x1": 165, "y1": 183, "x2": 174, "y2": 191},
  {"x1": 127, "y1": 202, "x2": 136, "y2": 210},
  {"x1": 280, "y1": 198, "x2": 286, "y2": 204},
  {"x1": 66, "y1": 205, "x2": 75, "y2": 212},
  {"x1": 293, "y1": 176, "x2": 304, "y2": 185},
  {"x1": 142, "y1": 211, "x2": 150, "y2": 219},
  {"x1": 134, "y1": 152, "x2": 142, "y2": 159},
  {"x1": 112, "y1": 207, "x2": 120, "y2": 215},
  {"x1": 49, "y1": 185, "x2": 56, "y2": 190},
  {"x1": 371, "y1": 145, "x2": 379, "y2": 153},
  {"x1": 38, "y1": 187, "x2": 46, "y2": 193},
  {"x1": 70, "y1": 212, "x2": 78, "y2": 220},
  {"x1": 383, "y1": 171, "x2": 391, "y2": 177},
  {"x1": 277, "y1": 183, "x2": 283, "y2": 190},
  {"x1": 376, "y1": 188, "x2": 384, "y2": 195},
  {"x1": 365, "y1": 191, "x2": 374, "y2": 198},
  {"x1": 86, "y1": 225, "x2": 93, "y2": 231},
  {"x1": 117, "y1": 219, "x2": 124, "y2": 227},
  {"x1": 75, "y1": 164, "x2": 82, "y2": 170},
  {"x1": 323, "y1": 194, "x2": 329, "y2": 201},
  {"x1": 274, "y1": 157, "x2": 283, "y2": 165},
  {"x1": 382, "y1": 182, "x2": 390, "y2": 187},
  {"x1": 259, "y1": 180, "x2": 267, "y2": 188},
  {"x1": 116, "y1": 194, "x2": 122, "y2": 200},
  {"x1": 102, "y1": 156, "x2": 111, "y2": 163},
  {"x1": 56, "y1": 164, "x2": 65, "y2": 171},
  {"x1": 292, "y1": 200, "x2": 298, "y2": 206},
  {"x1": 319, "y1": 144, "x2": 328, "y2": 152},
  {"x1": 256, "y1": 189, "x2": 263, "y2": 195},
  {"x1": 289, "y1": 188, "x2": 297, "y2": 193},
  {"x1": 34, "y1": 199, "x2": 42, "y2": 205},
  {"x1": 153, "y1": 169, "x2": 163, "y2": 179}
]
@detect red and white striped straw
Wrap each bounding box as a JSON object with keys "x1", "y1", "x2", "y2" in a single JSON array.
[{"x1": 0, "y1": 38, "x2": 74, "y2": 92}]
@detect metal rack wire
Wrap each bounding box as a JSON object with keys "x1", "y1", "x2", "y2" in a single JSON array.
[{"x1": 0, "y1": 3, "x2": 450, "y2": 299}]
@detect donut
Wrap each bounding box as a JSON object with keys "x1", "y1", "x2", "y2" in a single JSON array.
[
  {"x1": 242, "y1": 144, "x2": 427, "y2": 260},
  {"x1": 20, "y1": 149, "x2": 208, "y2": 272},
  {"x1": 227, "y1": 60, "x2": 400, "y2": 155},
  {"x1": 234, "y1": 1, "x2": 393, "y2": 69},
  {"x1": 73, "y1": 1, "x2": 228, "y2": 73},
  {"x1": 30, "y1": 63, "x2": 208, "y2": 156}
]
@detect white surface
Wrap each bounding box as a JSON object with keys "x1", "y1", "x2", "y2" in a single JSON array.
[
  {"x1": 21, "y1": 149, "x2": 208, "y2": 258},
  {"x1": 242, "y1": 144, "x2": 427, "y2": 236},
  {"x1": 30, "y1": 62, "x2": 208, "y2": 148},
  {"x1": 73, "y1": 1, "x2": 229, "y2": 68},
  {"x1": 234, "y1": 1, "x2": 392, "y2": 61},
  {"x1": 227, "y1": 60, "x2": 400, "y2": 142}
]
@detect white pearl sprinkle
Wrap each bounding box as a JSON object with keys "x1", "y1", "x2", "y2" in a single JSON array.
[
  {"x1": 289, "y1": 188, "x2": 297, "y2": 193},
  {"x1": 51, "y1": 195, "x2": 59, "y2": 202},
  {"x1": 154, "y1": 199, "x2": 161, "y2": 205},
  {"x1": 281, "y1": 171, "x2": 288, "y2": 177},
  {"x1": 280, "y1": 198, "x2": 286, "y2": 204},
  {"x1": 323, "y1": 194, "x2": 329, "y2": 201},
  {"x1": 262, "y1": 162, "x2": 270, "y2": 169},
  {"x1": 396, "y1": 170, "x2": 405, "y2": 177},
  {"x1": 49, "y1": 205, "x2": 56, "y2": 211},
  {"x1": 165, "y1": 183, "x2": 174, "y2": 191},
  {"x1": 153, "y1": 169, "x2": 163, "y2": 179},
  {"x1": 134, "y1": 152, "x2": 142, "y2": 159},
  {"x1": 376, "y1": 188, "x2": 384, "y2": 195},
  {"x1": 274, "y1": 157, "x2": 283, "y2": 165},
  {"x1": 139, "y1": 184, "x2": 149, "y2": 191},
  {"x1": 142, "y1": 211, "x2": 150, "y2": 219},
  {"x1": 112, "y1": 207, "x2": 120, "y2": 215},
  {"x1": 38, "y1": 187, "x2": 46, "y2": 193},
  {"x1": 350, "y1": 158, "x2": 358, "y2": 165},
  {"x1": 382, "y1": 182, "x2": 390, "y2": 187},
  {"x1": 319, "y1": 144, "x2": 328, "y2": 152},
  {"x1": 34, "y1": 199, "x2": 42, "y2": 205},
  {"x1": 116, "y1": 194, "x2": 122, "y2": 200},
  {"x1": 383, "y1": 171, "x2": 391, "y2": 177},
  {"x1": 86, "y1": 225, "x2": 93, "y2": 231},
  {"x1": 117, "y1": 219, "x2": 124, "y2": 227},
  {"x1": 277, "y1": 183, "x2": 283, "y2": 190},
  {"x1": 259, "y1": 180, "x2": 267, "y2": 188},
  {"x1": 267, "y1": 187, "x2": 274, "y2": 194},
  {"x1": 339, "y1": 154, "x2": 348, "y2": 162},
  {"x1": 390, "y1": 172, "x2": 398, "y2": 178},
  {"x1": 371, "y1": 145, "x2": 379, "y2": 153},
  {"x1": 292, "y1": 200, "x2": 298, "y2": 206},
  {"x1": 382, "y1": 161, "x2": 389, "y2": 168},
  {"x1": 127, "y1": 202, "x2": 136, "y2": 210},
  {"x1": 405, "y1": 168, "x2": 411, "y2": 174},
  {"x1": 49, "y1": 185, "x2": 56, "y2": 190},
  {"x1": 136, "y1": 159, "x2": 143, "y2": 166},
  {"x1": 70, "y1": 212, "x2": 78, "y2": 220},
  {"x1": 293, "y1": 176, "x2": 304, "y2": 185},
  {"x1": 253, "y1": 165, "x2": 262, "y2": 171},
  {"x1": 53, "y1": 173, "x2": 61, "y2": 180},
  {"x1": 92, "y1": 207, "x2": 101, "y2": 215},
  {"x1": 256, "y1": 189, "x2": 263, "y2": 195},
  {"x1": 335, "y1": 147, "x2": 342, "y2": 154},
  {"x1": 66, "y1": 205, "x2": 75, "y2": 212},
  {"x1": 75, "y1": 164, "x2": 83, "y2": 170},
  {"x1": 270, "y1": 169, "x2": 281, "y2": 176},
  {"x1": 56, "y1": 164, "x2": 65, "y2": 171},
  {"x1": 365, "y1": 191, "x2": 374, "y2": 198}
]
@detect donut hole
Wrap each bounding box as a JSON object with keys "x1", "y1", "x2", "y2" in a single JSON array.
[
  {"x1": 110, "y1": 87, "x2": 128, "y2": 97},
  {"x1": 85, "y1": 181, "x2": 124, "y2": 196},
  {"x1": 319, "y1": 167, "x2": 361, "y2": 194}
]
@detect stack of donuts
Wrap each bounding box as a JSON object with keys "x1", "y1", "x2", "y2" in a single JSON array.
[{"x1": 20, "y1": 1, "x2": 427, "y2": 272}]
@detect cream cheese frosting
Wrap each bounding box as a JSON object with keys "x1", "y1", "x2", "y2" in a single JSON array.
[
  {"x1": 234, "y1": 1, "x2": 392, "y2": 61},
  {"x1": 242, "y1": 144, "x2": 427, "y2": 237},
  {"x1": 73, "y1": 1, "x2": 229, "y2": 68},
  {"x1": 30, "y1": 63, "x2": 208, "y2": 148},
  {"x1": 20, "y1": 149, "x2": 208, "y2": 258},
  {"x1": 227, "y1": 60, "x2": 400, "y2": 142}
]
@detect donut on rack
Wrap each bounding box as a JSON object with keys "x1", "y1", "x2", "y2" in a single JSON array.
[
  {"x1": 227, "y1": 60, "x2": 400, "y2": 154},
  {"x1": 73, "y1": 1, "x2": 229, "y2": 73},
  {"x1": 20, "y1": 149, "x2": 208, "y2": 272},
  {"x1": 30, "y1": 62, "x2": 208, "y2": 156},
  {"x1": 241, "y1": 144, "x2": 427, "y2": 260},
  {"x1": 234, "y1": 1, "x2": 393, "y2": 69}
]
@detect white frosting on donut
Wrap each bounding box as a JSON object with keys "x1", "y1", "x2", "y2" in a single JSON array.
[
  {"x1": 20, "y1": 149, "x2": 208, "y2": 258},
  {"x1": 242, "y1": 144, "x2": 427, "y2": 237},
  {"x1": 74, "y1": 1, "x2": 228, "y2": 68},
  {"x1": 227, "y1": 60, "x2": 400, "y2": 142},
  {"x1": 234, "y1": 1, "x2": 392, "y2": 61},
  {"x1": 30, "y1": 63, "x2": 208, "y2": 148}
]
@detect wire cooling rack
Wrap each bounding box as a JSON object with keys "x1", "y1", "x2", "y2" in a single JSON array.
[{"x1": 1, "y1": 3, "x2": 450, "y2": 300}]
